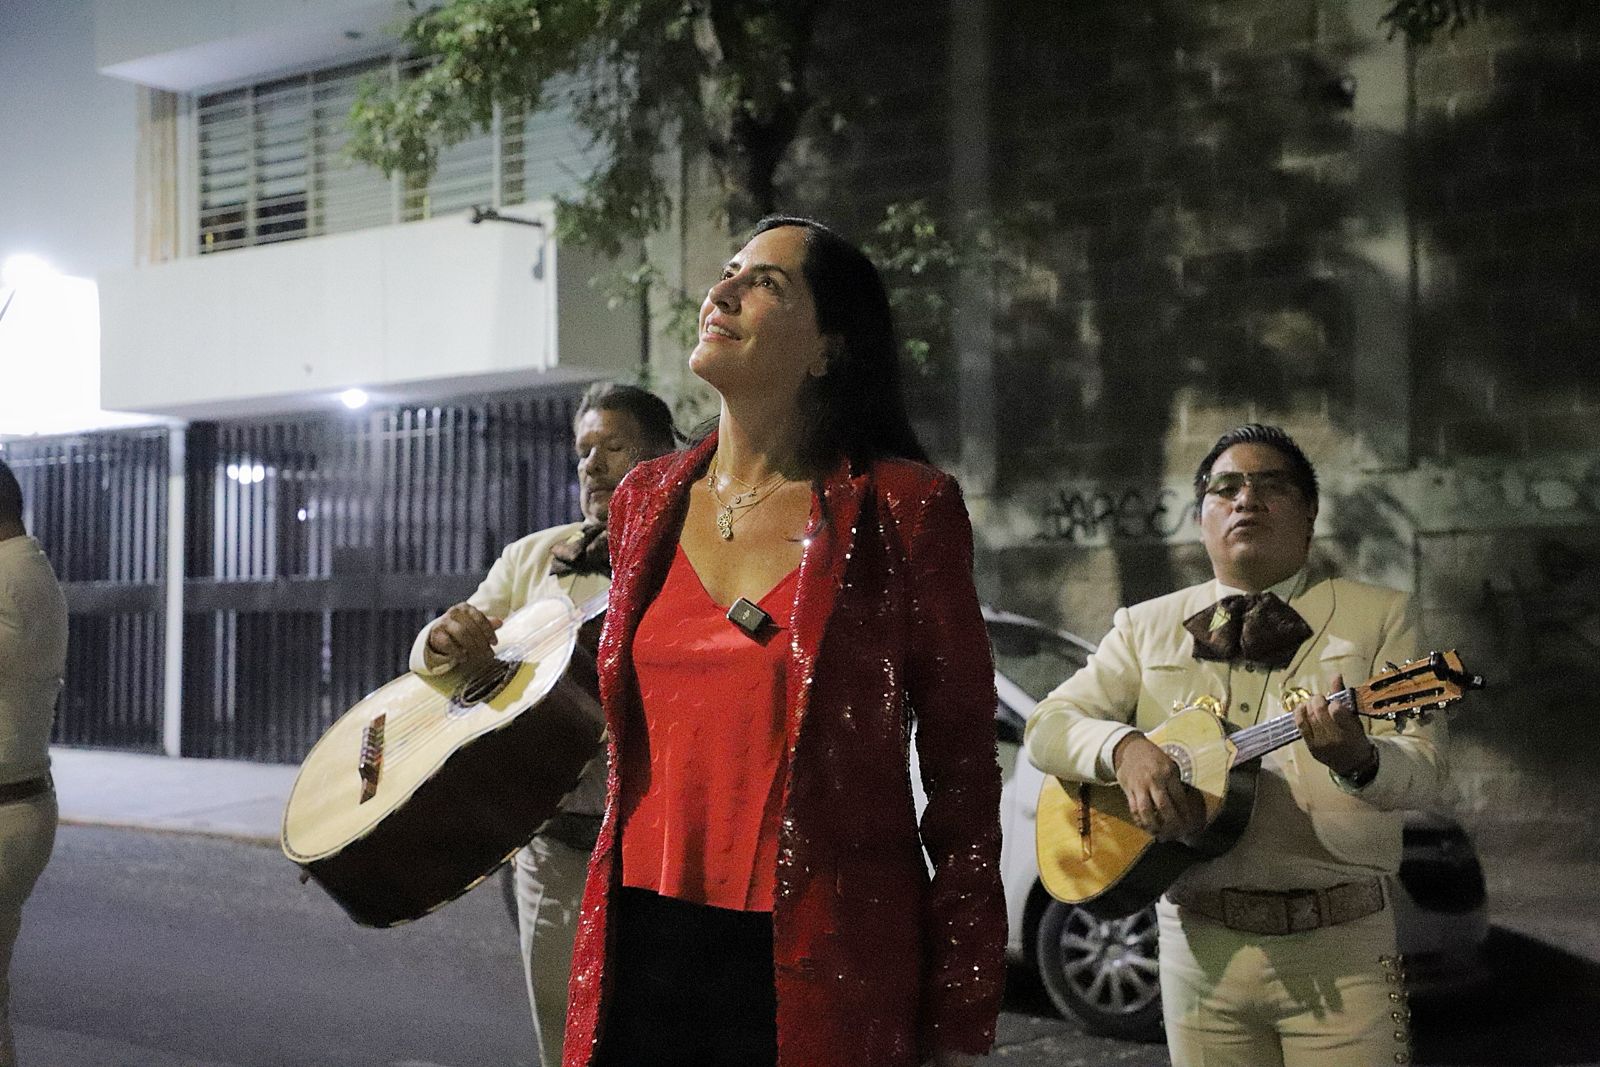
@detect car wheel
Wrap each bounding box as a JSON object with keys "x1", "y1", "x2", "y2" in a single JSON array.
[{"x1": 1034, "y1": 898, "x2": 1164, "y2": 1040}]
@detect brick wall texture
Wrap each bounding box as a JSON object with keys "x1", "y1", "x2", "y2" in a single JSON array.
[{"x1": 660, "y1": 1, "x2": 1600, "y2": 857}]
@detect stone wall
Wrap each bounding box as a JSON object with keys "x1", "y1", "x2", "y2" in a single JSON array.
[{"x1": 654, "y1": 0, "x2": 1600, "y2": 857}]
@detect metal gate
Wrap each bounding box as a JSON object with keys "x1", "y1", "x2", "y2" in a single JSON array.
[
  {"x1": 3, "y1": 428, "x2": 170, "y2": 751},
  {"x1": 5, "y1": 388, "x2": 582, "y2": 763}
]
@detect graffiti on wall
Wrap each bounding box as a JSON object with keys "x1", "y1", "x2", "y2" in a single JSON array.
[
  {"x1": 1039, "y1": 484, "x2": 1197, "y2": 545},
  {"x1": 1035, "y1": 457, "x2": 1600, "y2": 548}
]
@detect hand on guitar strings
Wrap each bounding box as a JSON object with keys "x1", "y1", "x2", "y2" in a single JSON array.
[
  {"x1": 1293, "y1": 674, "x2": 1378, "y2": 778},
  {"x1": 1112, "y1": 733, "x2": 1207, "y2": 841},
  {"x1": 426, "y1": 602, "x2": 505, "y2": 674}
]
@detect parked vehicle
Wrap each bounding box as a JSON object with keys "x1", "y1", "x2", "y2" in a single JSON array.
[
  {"x1": 500, "y1": 604, "x2": 1492, "y2": 1042},
  {"x1": 984, "y1": 607, "x2": 1491, "y2": 1038}
]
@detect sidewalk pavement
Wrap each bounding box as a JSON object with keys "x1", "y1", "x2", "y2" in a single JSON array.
[
  {"x1": 44, "y1": 745, "x2": 1600, "y2": 970},
  {"x1": 50, "y1": 745, "x2": 297, "y2": 846}
]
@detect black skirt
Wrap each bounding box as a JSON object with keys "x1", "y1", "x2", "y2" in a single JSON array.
[{"x1": 591, "y1": 886, "x2": 778, "y2": 1067}]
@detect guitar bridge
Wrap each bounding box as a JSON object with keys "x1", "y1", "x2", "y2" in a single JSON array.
[{"x1": 358, "y1": 714, "x2": 385, "y2": 803}]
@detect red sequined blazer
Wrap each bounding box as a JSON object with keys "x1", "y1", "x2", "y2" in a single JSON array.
[{"x1": 562, "y1": 433, "x2": 1007, "y2": 1067}]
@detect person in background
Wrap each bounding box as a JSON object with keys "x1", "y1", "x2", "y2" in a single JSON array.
[
  {"x1": 563, "y1": 216, "x2": 1006, "y2": 1067},
  {"x1": 0, "y1": 457, "x2": 67, "y2": 1067},
  {"x1": 1026, "y1": 423, "x2": 1449, "y2": 1067},
  {"x1": 409, "y1": 383, "x2": 676, "y2": 1067}
]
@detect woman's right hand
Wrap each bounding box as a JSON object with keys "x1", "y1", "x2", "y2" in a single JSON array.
[
  {"x1": 425, "y1": 602, "x2": 503, "y2": 672},
  {"x1": 1112, "y1": 733, "x2": 1206, "y2": 841}
]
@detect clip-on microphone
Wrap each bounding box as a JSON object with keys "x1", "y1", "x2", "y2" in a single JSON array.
[{"x1": 726, "y1": 597, "x2": 772, "y2": 637}]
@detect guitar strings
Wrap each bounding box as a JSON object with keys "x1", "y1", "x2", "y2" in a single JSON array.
[
  {"x1": 355, "y1": 591, "x2": 608, "y2": 769},
  {"x1": 379, "y1": 620, "x2": 581, "y2": 757},
  {"x1": 378, "y1": 624, "x2": 577, "y2": 760},
  {"x1": 1230, "y1": 714, "x2": 1303, "y2": 764}
]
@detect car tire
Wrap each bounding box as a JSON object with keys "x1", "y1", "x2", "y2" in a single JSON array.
[{"x1": 1034, "y1": 898, "x2": 1164, "y2": 1040}]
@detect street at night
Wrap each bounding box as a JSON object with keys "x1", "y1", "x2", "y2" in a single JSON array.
[
  {"x1": 13, "y1": 826, "x2": 1600, "y2": 1066},
  {"x1": 10, "y1": 1, "x2": 1600, "y2": 1065}
]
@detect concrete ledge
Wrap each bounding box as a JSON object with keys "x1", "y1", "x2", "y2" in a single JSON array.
[{"x1": 50, "y1": 746, "x2": 297, "y2": 846}]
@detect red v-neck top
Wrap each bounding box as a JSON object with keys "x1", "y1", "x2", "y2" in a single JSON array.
[{"x1": 619, "y1": 544, "x2": 801, "y2": 912}]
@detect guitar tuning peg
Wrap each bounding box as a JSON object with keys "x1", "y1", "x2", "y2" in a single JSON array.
[
  {"x1": 1385, "y1": 661, "x2": 1400, "y2": 672},
  {"x1": 1415, "y1": 710, "x2": 1434, "y2": 725}
]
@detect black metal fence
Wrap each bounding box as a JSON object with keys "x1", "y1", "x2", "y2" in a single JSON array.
[
  {"x1": 4, "y1": 388, "x2": 582, "y2": 763},
  {"x1": 5, "y1": 428, "x2": 170, "y2": 752}
]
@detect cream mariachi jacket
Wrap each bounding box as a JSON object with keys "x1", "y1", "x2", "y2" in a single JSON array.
[
  {"x1": 408, "y1": 520, "x2": 610, "y2": 818},
  {"x1": 1024, "y1": 573, "x2": 1449, "y2": 876}
]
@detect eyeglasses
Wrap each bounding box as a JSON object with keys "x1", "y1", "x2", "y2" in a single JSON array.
[{"x1": 1203, "y1": 470, "x2": 1300, "y2": 501}]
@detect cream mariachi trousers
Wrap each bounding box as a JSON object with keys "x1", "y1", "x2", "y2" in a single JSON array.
[
  {"x1": 515, "y1": 831, "x2": 592, "y2": 1067},
  {"x1": 1157, "y1": 898, "x2": 1412, "y2": 1067}
]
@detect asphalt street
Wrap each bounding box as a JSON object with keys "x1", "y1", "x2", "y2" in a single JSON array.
[
  {"x1": 15, "y1": 826, "x2": 1163, "y2": 1067},
  {"x1": 13, "y1": 825, "x2": 1600, "y2": 1067}
]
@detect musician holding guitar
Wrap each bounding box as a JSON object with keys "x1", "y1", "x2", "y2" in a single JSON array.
[
  {"x1": 1025, "y1": 424, "x2": 1452, "y2": 1067},
  {"x1": 409, "y1": 382, "x2": 675, "y2": 1067}
]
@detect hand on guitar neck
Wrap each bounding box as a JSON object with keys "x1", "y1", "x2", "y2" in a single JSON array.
[
  {"x1": 1038, "y1": 650, "x2": 1483, "y2": 918},
  {"x1": 1111, "y1": 733, "x2": 1206, "y2": 842},
  {"x1": 1111, "y1": 673, "x2": 1374, "y2": 842},
  {"x1": 1293, "y1": 674, "x2": 1379, "y2": 779}
]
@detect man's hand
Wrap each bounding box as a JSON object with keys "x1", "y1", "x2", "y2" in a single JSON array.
[
  {"x1": 1112, "y1": 733, "x2": 1207, "y2": 840},
  {"x1": 425, "y1": 602, "x2": 503, "y2": 673},
  {"x1": 1294, "y1": 674, "x2": 1377, "y2": 777}
]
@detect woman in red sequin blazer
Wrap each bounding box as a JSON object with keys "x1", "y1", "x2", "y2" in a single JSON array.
[{"x1": 561, "y1": 218, "x2": 1006, "y2": 1067}]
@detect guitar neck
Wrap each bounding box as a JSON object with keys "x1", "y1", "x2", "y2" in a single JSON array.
[
  {"x1": 575, "y1": 588, "x2": 610, "y2": 623},
  {"x1": 1226, "y1": 688, "x2": 1351, "y2": 767}
]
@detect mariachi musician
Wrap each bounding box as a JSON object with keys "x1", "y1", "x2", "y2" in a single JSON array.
[
  {"x1": 1025, "y1": 423, "x2": 1449, "y2": 1067},
  {"x1": 409, "y1": 383, "x2": 675, "y2": 1067}
]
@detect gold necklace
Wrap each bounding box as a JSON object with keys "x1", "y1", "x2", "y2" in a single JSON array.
[{"x1": 706, "y1": 455, "x2": 784, "y2": 540}]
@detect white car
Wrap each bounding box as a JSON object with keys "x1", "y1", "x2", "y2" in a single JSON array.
[
  {"x1": 505, "y1": 606, "x2": 1492, "y2": 1040},
  {"x1": 981, "y1": 607, "x2": 1492, "y2": 1038}
]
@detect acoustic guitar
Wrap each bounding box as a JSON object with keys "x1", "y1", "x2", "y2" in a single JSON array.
[
  {"x1": 1036, "y1": 650, "x2": 1484, "y2": 919},
  {"x1": 282, "y1": 591, "x2": 606, "y2": 927}
]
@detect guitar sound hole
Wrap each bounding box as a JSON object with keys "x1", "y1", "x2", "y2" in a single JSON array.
[
  {"x1": 1161, "y1": 744, "x2": 1195, "y2": 784},
  {"x1": 451, "y1": 661, "x2": 517, "y2": 711}
]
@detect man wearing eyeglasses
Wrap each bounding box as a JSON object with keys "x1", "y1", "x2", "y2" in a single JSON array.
[{"x1": 1025, "y1": 424, "x2": 1448, "y2": 1067}]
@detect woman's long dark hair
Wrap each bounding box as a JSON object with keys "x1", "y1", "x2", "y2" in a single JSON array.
[{"x1": 750, "y1": 215, "x2": 929, "y2": 470}]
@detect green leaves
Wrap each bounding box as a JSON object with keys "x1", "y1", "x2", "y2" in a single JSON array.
[
  {"x1": 349, "y1": 0, "x2": 822, "y2": 243},
  {"x1": 1380, "y1": 0, "x2": 1490, "y2": 44},
  {"x1": 1378, "y1": 0, "x2": 1582, "y2": 45},
  {"x1": 864, "y1": 200, "x2": 971, "y2": 377}
]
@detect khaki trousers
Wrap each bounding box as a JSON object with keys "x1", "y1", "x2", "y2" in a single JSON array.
[
  {"x1": 1157, "y1": 898, "x2": 1411, "y2": 1067},
  {"x1": 515, "y1": 832, "x2": 591, "y2": 1067},
  {"x1": 0, "y1": 791, "x2": 56, "y2": 1067}
]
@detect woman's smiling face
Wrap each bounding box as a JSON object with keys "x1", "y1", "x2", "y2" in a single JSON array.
[{"x1": 690, "y1": 225, "x2": 830, "y2": 404}]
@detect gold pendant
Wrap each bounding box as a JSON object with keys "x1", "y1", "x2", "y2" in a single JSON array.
[{"x1": 716, "y1": 506, "x2": 734, "y2": 540}]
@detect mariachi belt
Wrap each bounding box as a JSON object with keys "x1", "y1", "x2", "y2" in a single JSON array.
[
  {"x1": 1168, "y1": 878, "x2": 1386, "y2": 935},
  {"x1": 0, "y1": 776, "x2": 52, "y2": 805}
]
